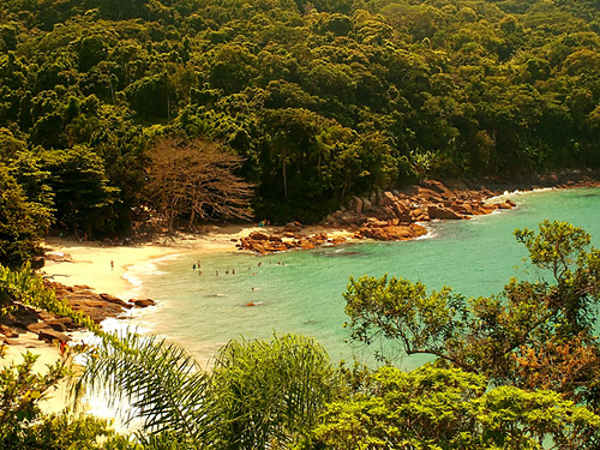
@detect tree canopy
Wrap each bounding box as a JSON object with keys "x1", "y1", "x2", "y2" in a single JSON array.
[{"x1": 0, "y1": 0, "x2": 599, "y2": 252}]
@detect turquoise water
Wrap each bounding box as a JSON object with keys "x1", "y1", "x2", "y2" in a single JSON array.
[{"x1": 125, "y1": 188, "x2": 600, "y2": 368}]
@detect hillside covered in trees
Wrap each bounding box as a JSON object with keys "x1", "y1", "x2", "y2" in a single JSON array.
[{"x1": 1, "y1": 0, "x2": 600, "y2": 263}]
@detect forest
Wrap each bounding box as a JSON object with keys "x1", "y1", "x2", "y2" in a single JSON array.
[
  {"x1": 2, "y1": 1, "x2": 600, "y2": 447},
  {"x1": 1, "y1": 0, "x2": 600, "y2": 266}
]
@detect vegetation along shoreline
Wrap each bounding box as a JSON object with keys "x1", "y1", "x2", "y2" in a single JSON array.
[{"x1": 2, "y1": 0, "x2": 600, "y2": 446}]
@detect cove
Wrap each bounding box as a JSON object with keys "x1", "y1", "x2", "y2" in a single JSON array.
[{"x1": 125, "y1": 187, "x2": 600, "y2": 368}]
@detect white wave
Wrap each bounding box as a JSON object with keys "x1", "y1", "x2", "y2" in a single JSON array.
[{"x1": 487, "y1": 186, "x2": 554, "y2": 202}]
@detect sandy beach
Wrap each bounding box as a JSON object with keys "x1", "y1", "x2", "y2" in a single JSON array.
[
  {"x1": 42, "y1": 224, "x2": 354, "y2": 298},
  {"x1": 1, "y1": 225, "x2": 260, "y2": 417},
  {"x1": 43, "y1": 225, "x2": 258, "y2": 297}
]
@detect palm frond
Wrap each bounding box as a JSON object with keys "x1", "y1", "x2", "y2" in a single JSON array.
[{"x1": 73, "y1": 331, "x2": 210, "y2": 447}]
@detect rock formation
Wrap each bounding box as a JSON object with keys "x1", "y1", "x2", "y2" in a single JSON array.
[
  {"x1": 323, "y1": 179, "x2": 516, "y2": 241},
  {"x1": 0, "y1": 281, "x2": 156, "y2": 346}
]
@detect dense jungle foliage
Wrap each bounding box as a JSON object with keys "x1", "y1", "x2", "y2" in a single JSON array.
[{"x1": 1, "y1": 0, "x2": 600, "y2": 264}]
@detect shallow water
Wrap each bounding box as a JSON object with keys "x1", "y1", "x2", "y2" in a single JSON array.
[{"x1": 123, "y1": 187, "x2": 600, "y2": 368}]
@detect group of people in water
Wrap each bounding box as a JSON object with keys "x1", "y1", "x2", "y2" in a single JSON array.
[
  {"x1": 192, "y1": 259, "x2": 284, "y2": 278},
  {"x1": 190, "y1": 258, "x2": 285, "y2": 307}
]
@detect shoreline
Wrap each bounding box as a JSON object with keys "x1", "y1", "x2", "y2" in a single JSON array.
[
  {"x1": 39, "y1": 170, "x2": 600, "y2": 297},
  {"x1": 3, "y1": 179, "x2": 600, "y2": 419}
]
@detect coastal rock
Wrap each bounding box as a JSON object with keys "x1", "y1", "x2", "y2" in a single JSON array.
[
  {"x1": 0, "y1": 324, "x2": 19, "y2": 338},
  {"x1": 99, "y1": 293, "x2": 131, "y2": 308},
  {"x1": 26, "y1": 322, "x2": 51, "y2": 334},
  {"x1": 392, "y1": 200, "x2": 410, "y2": 220},
  {"x1": 247, "y1": 231, "x2": 271, "y2": 241},
  {"x1": 428, "y1": 205, "x2": 463, "y2": 220},
  {"x1": 497, "y1": 199, "x2": 516, "y2": 209},
  {"x1": 380, "y1": 191, "x2": 396, "y2": 206},
  {"x1": 130, "y1": 299, "x2": 156, "y2": 308},
  {"x1": 421, "y1": 179, "x2": 455, "y2": 198},
  {"x1": 409, "y1": 208, "x2": 430, "y2": 222},
  {"x1": 451, "y1": 201, "x2": 474, "y2": 215},
  {"x1": 417, "y1": 187, "x2": 443, "y2": 202},
  {"x1": 352, "y1": 196, "x2": 363, "y2": 214},
  {"x1": 45, "y1": 280, "x2": 139, "y2": 324},
  {"x1": 284, "y1": 222, "x2": 302, "y2": 232},
  {"x1": 359, "y1": 223, "x2": 427, "y2": 241},
  {"x1": 364, "y1": 217, "x2": 389, "y2": 228},
  {"x1": 37, "y1": 329, "x2": 70, "y2": 344},
  {"x1": 362, "y1": 197, "x2": 372, "y2": 210},
  {"x1": 340, "y1": 211, "x2": 359, "y2": 225},
  {"x1": 46, "y1": 321, "x2": 68, "y2": 332}
]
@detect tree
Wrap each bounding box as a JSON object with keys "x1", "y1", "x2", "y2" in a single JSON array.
[
  {"x1": 344, "y1": 221, "x2": 600, "y2": 406},
  {"x1": 145, "y1": 137, "x2": 254, "y2": 233},
  {"x1": 42, "y1": 146, "x2": 118, "y2": 239},
  {"x1": 210, "y1": 334, "x2": 338, "y2": 449},
  {"x1": 0, "y1": 164, "x2": 51, "y2": 268},
  {"x1": 315, "y1": 365, "x2": 600, "y2": 450},
  {"x1": 77, "y1": 332, "x2": 337, "y2": 449}
]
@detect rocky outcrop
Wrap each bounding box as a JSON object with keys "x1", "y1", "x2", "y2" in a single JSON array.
[
  {"x1": 323, "y1": 179, "x2": 517, "y2": 241},
  {"x1": 239, "y1": 231, "x2": 347, "y2": 253},
  {"x1": 358, "y1": 222, "x2": 428, "y2": 241},
  {"x1": 0, "y1": 281, "x2": 158, "y2": 346}
]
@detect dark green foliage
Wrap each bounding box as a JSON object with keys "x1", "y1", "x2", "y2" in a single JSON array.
[
  {"x1": 0, "y1": 0, "x2": 600, "y2": 238},
  {"x1": 315, "y1": 365, "x2": 600, "y2": 450},
  {"x1": 41, "y1": 145, "x2": 118, "y2": 238},
  {"x1": 0, "y1": 164, "x2": 51, "y2": 267},
  {"x1": 344, "y1": 220, "x2": 600, "y2": 409}
]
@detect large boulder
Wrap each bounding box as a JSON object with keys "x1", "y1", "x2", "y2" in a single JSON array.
[
  {"x1": 0, "y1": 324, "x2": 19, "y2": 338},
  {"x1": 362, "y1": 197, "x2": 372, "y2": 211},
  {"x1": 428, "y1": 205, "x2": 463, "y2": 220},
  {"x1": 340, "y1": 211, "x2": 359, "y2": 225},
  {"x1": 380, "y1": 191, "x2": 396, "y2": 206},
  {"x1": 352, "y1": 196, "x2": 363, "y2": 214},
  {"x1": 38, "y1": 329, "x2": 70, "y2": 344},
  {"x1": 359, "y1": 223, "x2": 428, "y2": 241},
  {"x1": 248, "y1": 231, "x2": 271, "y2": 241},
  {"x1": 284, "y1": 222, "x2": 302, "y2": 232},
  {"x1": 420, "y1": 179, "x2": 455, "y2": 198},
  {"x1": 417, "y1": 187, "x2": 443, "y2": 202},
  {"x1": 364, "y1": 217, "x2": 389, "y2": 228},
  {"x1": 130, "y1": 298, "x2": 156, "y2": 308}
]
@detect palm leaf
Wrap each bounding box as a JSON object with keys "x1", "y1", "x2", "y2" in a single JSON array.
[{"x1": 73, "y1": 331, "x2": 210, "y2": 447}]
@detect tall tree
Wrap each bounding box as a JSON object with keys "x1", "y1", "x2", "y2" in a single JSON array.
[
  {"x1": 0, "y1": 164, "x2": 51, "y2": 268},
  {"x1": 145, "y1": 137, "x2": 254, "y2": 233}
]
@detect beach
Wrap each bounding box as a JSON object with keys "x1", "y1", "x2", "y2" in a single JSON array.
[
  {"x1": 4, "y1": 177, "x2": 599, "y2": 418},
  {"x1": 1, "y1": 225, "x2": 262, "y2": 416}
]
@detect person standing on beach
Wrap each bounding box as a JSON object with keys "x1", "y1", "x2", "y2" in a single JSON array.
[{"x1": 110, "y1": 260, "x2": 114, "y2": 270}]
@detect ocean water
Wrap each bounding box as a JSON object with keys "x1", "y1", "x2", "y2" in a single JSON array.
[{"x1": 122, "y1": 187, "x2": 600, "y2": 369}]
